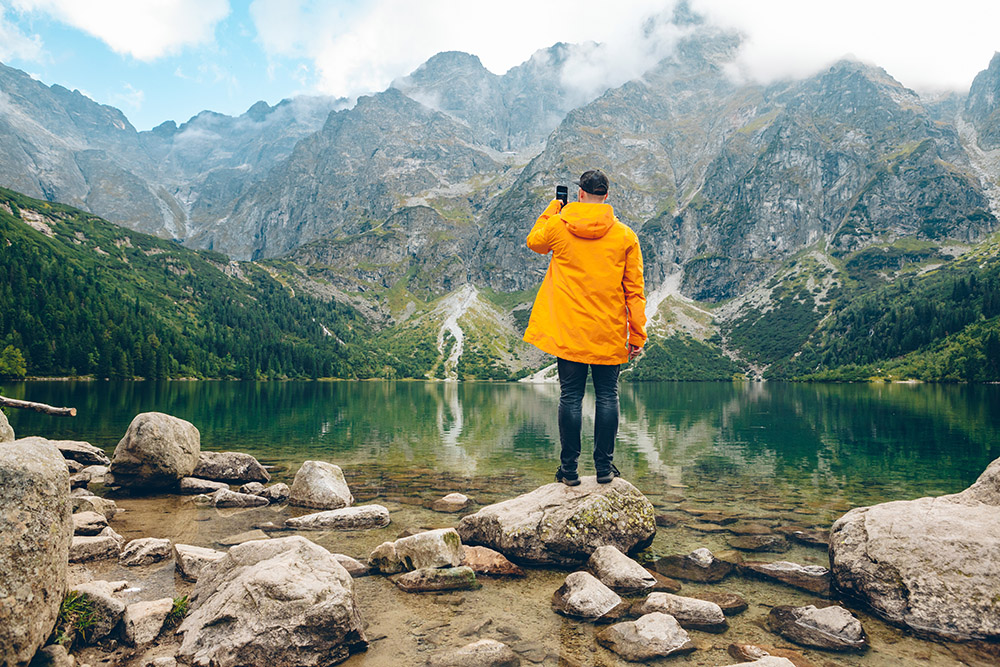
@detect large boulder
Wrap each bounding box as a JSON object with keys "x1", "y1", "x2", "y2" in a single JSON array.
[
  {"x1": 177, "y1": 536, "x2": 368, "y2": 666},
  {"x1": 288, "y1": 461, "x2": 353, "y2": 510},
  {"x1": 457, "y1": 478, "x2": 655, "y2": 566},
  {"x1": 0, "y1": 409, "x2": 13, "y2": 442},
  {"x1": 0, "y1": 438, "x2": 72, "y2": 667},
  {"x1": 368, "y1": 528, "x2": 463, "y2": 574},
  {"x1": 830, "y1": 456, "x2": 1000, "y2": 641},
  {"x1": 192, "y1": 451, "x2": 270, "y2": 483},
  {"x1": 109, "y1": 412, "x2": 200, "y2": 489}
]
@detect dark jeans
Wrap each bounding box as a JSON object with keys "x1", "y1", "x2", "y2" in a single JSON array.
[{"x1": 557, "y1": 357, "x2": 620, "y2": 474}]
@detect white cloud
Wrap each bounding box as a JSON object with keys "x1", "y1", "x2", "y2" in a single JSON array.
[
  {"x1": 11, "y1": 0, "x2": 230, "y2": 61},
  {"x1": 0, "y1": 5, "x2": 44, "y2": 61},
  {"x1": 691, "y1": 0, "x2": 1000, "y2": 92},
  {"x1": 110, "y1": 82, "x2": 144, "y2": 110}
]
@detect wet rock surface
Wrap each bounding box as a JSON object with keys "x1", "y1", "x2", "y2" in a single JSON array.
[
  {"x1": 742, "y1": 560, "x2": 831, "y2": 596},
  {"x1": 596, "y1": 612, "x2": 696, "y2": 661},
  {"x1": 768, "y1": 604, "x2": 868, "y2": 652},
  {"x1": 692, "y1": 590, "x2": 748, "y2": 616},
  {"x1": 427, "y1": 638, "x2": 521, "y2": 667},
  {"x1": 211, "y1": 487, "x2": 269, "y2": 508},
  {"x1": 432, "y1": 492, "x2": 471, "y2": 512},
  {"x1": 457, "y1": 477, "x2": 655, "y2": 566},
  {"x1": 632, "y1": 592, "x2": 728, "y2": 632},
  {"x1": 726, "y1": 534, "x2": 789, "y2": 552},
  {"x1": 551, "y1": 571, "x2": 623, "y2": 621},
  {"x1": 587, "y1": 545, "x2": 656, "y2": 594},
  {"x1": 178, "y1": 477, "x2": 228, "y2": 494},
  {"x1": 654, "y1": 547, "x2": 733, "y2": 582},
  {"x1": 393, "y1": 566, "x2": 479, "y2": 593},
  {"x1": 192, "y1": 451, "x2": 270, "y2": 483}
]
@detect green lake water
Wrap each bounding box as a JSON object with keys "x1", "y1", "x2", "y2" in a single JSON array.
[{"x1": 3, "y1": 380, "x2": 999, "y2": 666}]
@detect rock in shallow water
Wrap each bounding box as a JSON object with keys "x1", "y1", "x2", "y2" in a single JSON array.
[
  {"x1": 632, "y1": 592, "x2": 728, "y2": 632},
  {"x1": 178, "y1": 477, "x2": 228, "y2": 494},
  {"x1": 654, "y1": 547, "x2": 733, "y2": 582},
  {"x1": 289, "y1": 460, "x2": 353, "y2": 510},
  {"x1": 212, "y1": 488, "x2": 269, "y2": 508},
  {"x1": 587, "y1": 545, "x2": 656, "y2": 594},
  {"x1": 432, "y1": 492, "x2": 471, "y2": 512},
  {"x1": 551, "y1": 571, "x2": 623, "y2": 621},
  {"x1": 457, "y1": 478, "x2": 655, "y2": 566},
  {"x1": 369, "y1": 528, "x2": 463, "y2": 574},
  {"x1": 120, "y1": 537, "x2": 172, "y2": 566},
  {"x1": 285, "y1": 504, "x2": 390, "y2": 530},
  {"x1": 461, "y1": 545, "x2": 524, "y2": 577},
  {"x1": 427, "y1": 639, "x2": 521, "y2": 667},
  {"x1": 177, "y1": 536, "x2": 368, "y2": 667},
  {"x1": 831, "y1": 457, "x2": 1000, "y2": 641},
  {"x1": 742, "y1": 560, "x2": 831, "y2": 596},
  {"x1": 193, "y1": 451, "x2": 270, "y2": 483},
  {"x1": 0, "y1": 438, "x2": 72, "y2": 667},
  {"x1": 768, "y1": 604, "x2": 867, "y2": 652},
  {"x1": 109, "y1": 412, "x2": 201, "y2": 489},
  {"x1": 596, "y1": 612, "x2": 695, "y2": 661},
  {"x1": 393, "y1": 566, "x2": 478, "y2": 593}
]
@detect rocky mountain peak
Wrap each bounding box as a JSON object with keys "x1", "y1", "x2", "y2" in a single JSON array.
[{"x1": 965, "y1": 51, "x2": 1000, "y2": 150}]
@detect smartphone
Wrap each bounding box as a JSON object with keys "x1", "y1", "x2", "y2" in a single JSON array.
[{"x1": 556, "y1": 185, "x2": 568, "y2": 206}]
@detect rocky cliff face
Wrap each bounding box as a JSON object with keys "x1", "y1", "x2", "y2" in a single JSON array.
[{"x1": 965, "y1": 52, "x2": 1000, "y2": 150}]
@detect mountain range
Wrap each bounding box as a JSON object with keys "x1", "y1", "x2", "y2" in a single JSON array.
[{"x1": 1, "y1": 4, "x2": 999, "y2": 382}]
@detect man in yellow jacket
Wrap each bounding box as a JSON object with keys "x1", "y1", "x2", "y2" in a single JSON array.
[{"x1": 524, "y1": 169, "x2": 647, "y2": 486}]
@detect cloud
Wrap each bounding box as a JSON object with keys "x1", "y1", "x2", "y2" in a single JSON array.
[
  {"x1": 249, "y1": 0, "x2": 674, "y2": 99},
  {"x1": 11, "y1": 0, "x2": 230, "y2": 61},
  {"x1": 0, "y1": 5, "x2": 44, "y2": 61},
  {"x1": 110, "y1": 82, "x2": 144, "y2": 111},
  {"x1": 691, "y1": 0, "x2": 1000, "y2": 92}
]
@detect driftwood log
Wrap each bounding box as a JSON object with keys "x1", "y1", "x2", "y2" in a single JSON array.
[{"x1": 0, "y1": 395, "x2": 76, "y2": 417}]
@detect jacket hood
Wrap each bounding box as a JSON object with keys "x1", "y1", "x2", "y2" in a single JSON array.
[{"x1": 560, "y1": 202, "x2": 616, "y2": 239}]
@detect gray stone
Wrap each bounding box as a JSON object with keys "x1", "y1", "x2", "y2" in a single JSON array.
[
  {"x1": 551, "y1": 571, "x2": 623, "y2": 620},
  {"x1": 0, "y1": 438, "x2": 72, "y2": 667},
  {"x1": 393, "y1": 566, "x2": 478, "y2": 593},
  {"x1": 831, "y1": 458, "x2": 1000, "y2": 641},
  {"x1": 178, "y1": 477, "x2": 228, "y2": 494},
  {"x1": 109, "y1": 412, "x2": 200, "y2": 489},
  {"x1": 73, "y1": 580, "x2": 127, "y2": 643},
  {"x1": 632, "y1": 592, "x2": 728, "y2": 632},
  {"x1": 431, "y1": 492, "x2": 471, "y2": 512},
  {"x1": 369, "y1": 528, "x2": 463, "y2": 574},
  {"x1": 120, "y1": 537, "x2": 172, "y2": 566},
  {"x1": 72, "y1": 511, "x2": 108, "y2": 536},
  {"x1": 742, "y1": 560, "x2": 831, "y2": 596},
  {"x1": 79, "y1": 465, "x2": 109, "y2": 485},
  {"x1": 145, "y1": 658, "x2": 177, "y2": 667},
  {"x1": 285, "y1": 504, "x2": 390, "y2": 530},
  {"x1": 28, "y1": 644, "x2": 75, "y2": 667},
  {"x1": 177, "y1": 536, "x2": 368, "y2": 666},
  {"x1": 427, "y1": 639, "x2": 520, "y2": 667},
  {"x1": 70, "y1": 527, "x2": 124, "y2": 563},
  {"x1": 259, "y1": 482, "x2": 291, "y2": 503},
  {"x1": 768, "y1": 605, "x2": 868, "y2": 652},
  {"x1": 596, "y1": 612, "x2": 696, "y2": 661},
  {"x1": 69, "y1": 471, "x2": 90, "y2": 489},
  {"x1": 0, "y1": 409, "x2": 13, "y2": 442},
  {"x1": 173, "y1": 543, "x2": 227, "y2": 581},
  {"x1": 368, "y1": 541, "x2": 404, "y2": 575},
  {"x1": 332, "y1": 554, "x2": 370, "y2": 576},
  {"x1": 192, "y1": 451, "x2": 270, "y2": 483},
  {"x1": 48, "y1": 439, "x2": 110, "y2": 466},
  {"x1": 726, "y1": 534, "x2": 789, "y2": 552},
  {"x1": 587, "y1": 545, "x2": 656, "y2": 594},
  {"x1": 64, "y1": 459, "x2": 84, "y2": 474},
  {"x1": 123, "y1": 597, "x2": 173, "y2": 646},
  {"x1": 239, "y1": 481, "x2": 265, "y2": 495},
  {"x1": 70, "y1": 495, "x2": 118, "y2": 520},
  {"x1": 288, "y1": 461, "x2": 353, "y2": 509},
  {"x1": 212, "y1": 488, "x2": 269, "y2": 508},
  {"x1": 457, "y1": 478, "x2": 655, "y2": 566},
  {"x1": 654, "y1": 547, "x2": 733, "y2": 582}
]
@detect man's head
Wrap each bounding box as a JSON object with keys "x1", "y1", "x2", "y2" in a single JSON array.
[{"x1": 575, "y1": 169, "x2": 609, "y2": 203}]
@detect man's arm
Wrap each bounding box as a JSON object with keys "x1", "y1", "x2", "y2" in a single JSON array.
[
  {"x1": 526, "y1": 200, "x2": 562, "y2": 254},
  {"x1": 623, "y1": 233, "x2": 647, "y2": 351}
]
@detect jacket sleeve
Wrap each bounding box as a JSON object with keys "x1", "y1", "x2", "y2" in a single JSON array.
[
  {"x1": 623, "y1": 232, "x2": 647, "y2": 347},
  {"x1": 526, "y1": 200, "x2": 562, "y2": 254}
]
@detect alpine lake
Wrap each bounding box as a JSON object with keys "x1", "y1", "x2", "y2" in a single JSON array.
[{"x1": 4, "y1": 380, "x2": 1000, "y2": 667}]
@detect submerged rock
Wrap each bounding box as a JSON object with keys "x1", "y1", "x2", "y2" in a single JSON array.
[
  {"x1": 432, "y1": 492, "x2": 471, "y2": 512},
  {"x1": 596, "y1": 612, "x2": 696, "y2": 661},
  {"x1": 742, "y1": 560, "x2": 831, "y2": 596},
  {"x1": 551, "y1": 571, "x2": 623, "y2": 621},
  {"x1": 212, "y1": 488, "x2": 269, "y2": 508},
  {"x1": 720, "y1": 658, "x2": 796, "y2": 667},
  {"x1": 120, "y1": 537, "x2": 173, "y2": 566},
  {"x1": 768, "y1": 605, "x2": 867, "y2": 652},
  {"x1": 726, "y1": 534, "x2": 789, "y2": 552},
  {"x1": 654, "y1": 547, "x2": 733, "y2": 582},
  {"x1": 0, "y1": 437, "x2": 72, "y2": 667},
  {"x1": 587, "y1": 545, "x2": 657, "y2": 594},
  {"x1": 173, "y1": 543, "x2": 227, "y2": 582},
  {"x1": 332, "y1": 554, "x2": 370, "y2": 577},
  {"x1": 632, "y1": 592, "x2": 728, "y2": 632},
  {"x1": 109, "y1": 412, "x2": 201, "y2": 489},
  {"x1": 193, "y1": 451, "x2": 270, "y2": 483},
  {"x1": 831, "y1": 457, "x2": 1000, "y2": 641},
  {"x1": 289, "y1": 460, "x2": 353, "y2": 509},
  {"x1": 239, "y1": 481, "x2": 265, "y2": 495},
  {"x1": 393, "y1": 566, "x2": 478, "y2": 593},
  {"x1": 427, "y1": 639, "x2": 521, "y2": 667},
  {"x1": 177, "y1": 536, "x2": 368, "y2": 666},
  {"x1": 285, "y1": 505, "x2": 390, "y2": 530},
  {"x1": 457, "y1": 478, "x2": 655, "y2": 566},
  {"x1": 693, "y1": 590, "x2": 748, "y2": 616},
  {"x1": 461, "y1": 545, "x2": 524, "y2": 577}
]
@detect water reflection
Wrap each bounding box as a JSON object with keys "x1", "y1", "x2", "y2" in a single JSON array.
[{"x1": 4, "y1": 381, "x2": 998, "y2": 506}]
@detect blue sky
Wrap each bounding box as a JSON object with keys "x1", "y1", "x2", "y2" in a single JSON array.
[{"x1": 1, "y1": 1, "x2": 999, "y2": 132}]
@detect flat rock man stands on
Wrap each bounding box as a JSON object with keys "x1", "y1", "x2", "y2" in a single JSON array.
[{"x1": 524, "y1": 169, "x2": 647, "y2": 485}]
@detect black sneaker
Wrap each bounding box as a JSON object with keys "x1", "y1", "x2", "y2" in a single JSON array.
[
  {"x1": 556, "y1": 468, "x2": 581, "y2": 486},
  {"x1": 596, "y1": 464, "x2": 620, "y2": 484}
]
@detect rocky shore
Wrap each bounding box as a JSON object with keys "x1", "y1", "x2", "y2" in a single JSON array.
[{"x1": 2, "y1": 409, "x2": 999, "y2": 666}]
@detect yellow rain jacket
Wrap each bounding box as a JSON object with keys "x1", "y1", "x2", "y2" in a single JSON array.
[{"x1": 523, "y1": 200, "x2": 647, "y2": 365}]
